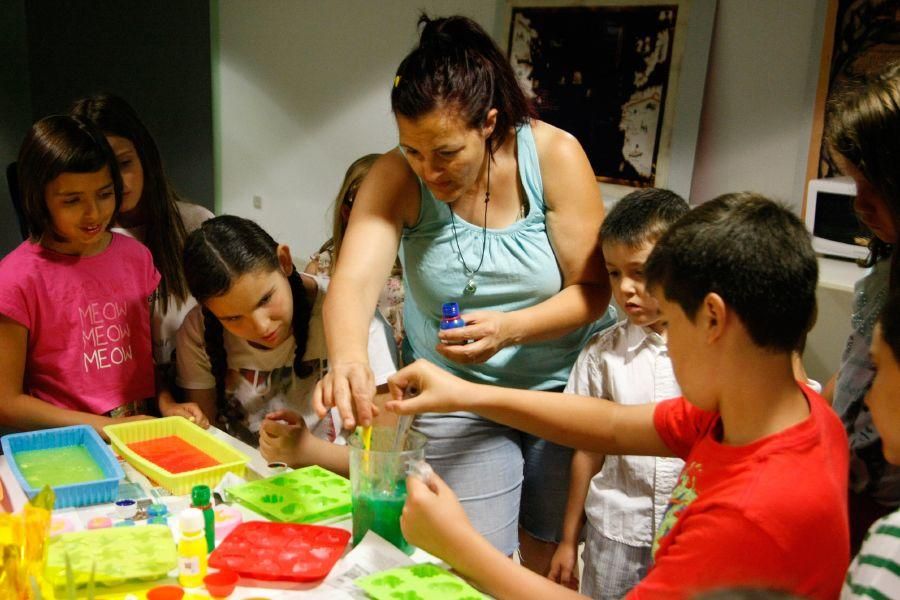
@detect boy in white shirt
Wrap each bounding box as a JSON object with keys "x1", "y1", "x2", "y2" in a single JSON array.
[{"x1": 548, "y1": 189, "x2": 689, "y2": 599}]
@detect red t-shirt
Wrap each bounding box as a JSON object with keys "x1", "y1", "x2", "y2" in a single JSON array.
[{"x1": 628, "y1": 384, "x2": 849, "y2": 599}]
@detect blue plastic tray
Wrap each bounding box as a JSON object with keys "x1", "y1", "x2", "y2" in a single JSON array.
[{"x1": 1, "y1": 425, "x2": 124, "y2": 508}]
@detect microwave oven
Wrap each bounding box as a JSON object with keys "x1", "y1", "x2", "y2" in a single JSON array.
[{"x1": 805, "y1": 176, "x2": 870, "y2": 261}]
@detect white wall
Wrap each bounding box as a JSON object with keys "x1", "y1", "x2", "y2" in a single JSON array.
[
  {"x1": 690, "y1": 0, "x2": 828, "y2": 210},
  {"x1": 216, "y1": 0, "x2": 501, "y2": 260}
]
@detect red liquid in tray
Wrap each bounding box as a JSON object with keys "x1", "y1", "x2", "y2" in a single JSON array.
[{"x1": 127, "y1": 436, "x2": 220, "y2": 473}]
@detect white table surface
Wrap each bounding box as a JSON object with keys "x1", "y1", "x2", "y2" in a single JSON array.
[{"x1": 0, "y1": 426, "x2": 435, "y2": 599}]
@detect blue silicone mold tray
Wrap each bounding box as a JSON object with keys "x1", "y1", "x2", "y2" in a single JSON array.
[
  {"x1": 226, "y1": 465, "x2": 351, "y2": 523},
  {"x1": 1, "y1": 425, "x2": 124, "y2": 508}
]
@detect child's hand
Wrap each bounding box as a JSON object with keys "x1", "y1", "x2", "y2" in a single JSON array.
[
  {"x1": 386, "y1": 359, "x2": 473, "y2": 415},
  {"x1": 547, "y1": 540, "x2": 580, "y2": 590},
  {"x1": 259, "y1": 410, "x2": 307, "y2": 466},
  {"x1": 400, "y1": 470, "x2": 477, "y2": 561},
  {"x1": 160, "y1": 401, "x2": 210, "y2": 429}
]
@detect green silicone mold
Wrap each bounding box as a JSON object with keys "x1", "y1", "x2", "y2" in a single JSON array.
[
  {"x1": 44, "y1": 524, "x2": 176, "y2": 589},
  {"x1": 226, "y1": 465, "x2": 352, "y2": 523},
  {"x1": 355, "y1": 563, "x2": 485, "y2": 600}
]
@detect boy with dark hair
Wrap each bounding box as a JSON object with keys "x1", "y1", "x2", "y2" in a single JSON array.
[
  {"x1": 548, "y1": 189, "x2": 689, "y2": 598},
  {"x1": 387, "y1": 193, "x2": 849, "y2": 599}
]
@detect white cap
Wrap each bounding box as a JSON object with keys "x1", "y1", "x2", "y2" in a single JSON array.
[{"x1": 179, "y1": 507, "x2": 204, "y2": 533}]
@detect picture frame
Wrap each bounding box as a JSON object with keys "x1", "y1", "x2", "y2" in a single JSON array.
[
  {"x1": 502, "y1": 0, "x2": 716, "y2": 201},
  {"x1": 803, "y1": 0, "x2": 900, "y2": 216}
]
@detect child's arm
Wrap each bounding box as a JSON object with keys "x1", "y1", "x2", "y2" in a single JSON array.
[
  {"x1": 403, "y1": 472, "x2": 585, "y2": 600},
  {"x1": 0, "y1": 316, "x2": 148, "y2": 437},
  {"x1": 388, "y1": 360, "x2": 671, "y2": 458},
  {"x1": 258, "y1": 387, "x2": 394, "y2": 476},
  {"x1": 259, "y1": 409, "x2": 350, "y2": 476},
  {"x1": 177, "y1": 388, "x2": 217, "y2": 424},
  {"x1": 157, "y1": 369, "x2": 210, "y2": 428},
  {"x1": 548, "y1": 450, "x2": 604, "y2": 588}
]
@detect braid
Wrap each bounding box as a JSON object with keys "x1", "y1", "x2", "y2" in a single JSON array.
[
  {"x1": 201, "y1": 306, "x2": 231, "y2": 423},
  {"x1": 289, "y1": 269, "x2": 313, "y2": 378}
]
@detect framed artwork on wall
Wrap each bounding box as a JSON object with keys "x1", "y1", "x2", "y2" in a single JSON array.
[
  {"x1": 804, "y1": 0, "x2": 900, "y2": 215},
  {"x1": 503, "y1": 0, "x2": 716, "y2": 201}
]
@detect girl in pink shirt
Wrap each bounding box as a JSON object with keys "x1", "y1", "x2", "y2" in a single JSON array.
[{"x1": 0, "y1": 115, "x2": 160, "y2": 435}]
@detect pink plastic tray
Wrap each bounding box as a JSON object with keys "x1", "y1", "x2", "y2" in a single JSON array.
[{"x1": 208, "y1": 521, "x2": 350, "y2": 582}]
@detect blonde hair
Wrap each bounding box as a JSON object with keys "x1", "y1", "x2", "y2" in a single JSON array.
[{"x1": 321, "y1": 153, "x2": 380, "y2": 275}]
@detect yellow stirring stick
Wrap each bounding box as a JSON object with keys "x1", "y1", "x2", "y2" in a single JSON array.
[{"x1": 361, "y1": 425, "x2": 373, "y2": 476}]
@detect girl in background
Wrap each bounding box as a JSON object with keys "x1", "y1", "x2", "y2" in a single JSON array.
[
  {"x1": 0, "y1": 115, "x2": 158, "y2": 433},
  {"x1": 176, "y1": 215, "x2": 397, "y2": 474},
  {"x1": 826, "y1": 61, "x2": 900, "y2": 553},
  {"x1": 305, "y1": 153, "x2": 404, "y2": 347},
  {"x1": 71, "y1": 93, "x2": 213, "y2": 422}
]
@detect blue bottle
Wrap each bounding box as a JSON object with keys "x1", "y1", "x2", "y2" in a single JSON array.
[{"x1": 440, "y1": 302, "x2": 466, "y2": 345}]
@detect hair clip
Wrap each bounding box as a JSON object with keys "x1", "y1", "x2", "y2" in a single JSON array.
[{"x1": 393, "y1": 75, "x2": 401, "y2": 88}]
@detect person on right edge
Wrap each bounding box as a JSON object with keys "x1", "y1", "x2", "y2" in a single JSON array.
[{"x1": 825, "y1": 60, "x2": 900, "y2": 553}]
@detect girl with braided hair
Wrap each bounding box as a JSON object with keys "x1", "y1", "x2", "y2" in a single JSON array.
[{"x1": 175, "y1": 215, "x2": 397, "y2": 474}]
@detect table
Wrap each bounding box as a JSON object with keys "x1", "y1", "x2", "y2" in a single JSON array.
[{"x1": 0, "y1": 427, "x2": 436, "y2": 599}]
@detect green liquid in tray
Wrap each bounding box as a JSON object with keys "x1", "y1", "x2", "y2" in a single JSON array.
[
  {"x1": 352, "y1": 487, "x2": 411, "y2": 554},
  {"x1": 15, "y1": 446, "x2": 104, "y2": 488}
]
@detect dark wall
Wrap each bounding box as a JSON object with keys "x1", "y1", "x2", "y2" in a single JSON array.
[
  {"x1": 1, "y1": 0, "x2": 215, "y2": 256},
  {"x1": 0, "y1": 1, "x2": 33, "y2": 256}
]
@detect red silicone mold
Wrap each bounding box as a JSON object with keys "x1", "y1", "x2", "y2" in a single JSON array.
[{"x1": 208, "y1": 521, "x2": 350, "y2": 582}]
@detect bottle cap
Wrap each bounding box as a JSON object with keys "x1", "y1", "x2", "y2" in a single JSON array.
[
  {"x1": 191, "y1": 484, "x2": 211, "y2": 507},
  {"x1": 441, "y1": 302, "x2": 460, "y2": 318},
  {"x1": 179, "y1": 507, "x2": 204, "y2": 533},
  {"x1": 148, "y1": 503, "x2": 168, "y2": 518}
]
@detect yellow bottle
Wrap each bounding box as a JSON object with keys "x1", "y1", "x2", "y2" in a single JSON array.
[{"x1": 177, "y1": 508, "x2": 208, "y2": 587}]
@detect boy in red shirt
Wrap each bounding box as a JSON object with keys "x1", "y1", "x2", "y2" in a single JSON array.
[{"x1": 386, "y1": 193, "x2": 849, "y2": 599}]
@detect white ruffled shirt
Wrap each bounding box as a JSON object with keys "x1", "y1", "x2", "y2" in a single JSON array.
[{"x1": 565, "y1": 319, "x2": 684, "y2": 547}]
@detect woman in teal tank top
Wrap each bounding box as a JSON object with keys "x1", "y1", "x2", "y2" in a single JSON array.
[{"x1": 316, "y1": 15, "x2": 613, "y2": 568}]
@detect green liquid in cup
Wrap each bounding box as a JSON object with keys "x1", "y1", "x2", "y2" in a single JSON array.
[
  {"x1": 15, "y1": 446, "x2": 104, "y2": 487},
  {"x1": 352, "y1": 484, "x2": 411, "y2": 554}
]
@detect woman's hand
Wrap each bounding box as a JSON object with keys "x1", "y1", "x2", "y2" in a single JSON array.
[
  {"x1": 313, "y1": 361, "x2": 379, "y2": 430},
  {"x1": 386, "y1": 359, "x2": 472, "y2": 415},
  {"x1": 547, "y1": 540, "x2": 580, "y2": 590},
  {"x1": 435, "y1": 310, "x2": 513, "y2": 364},
  {"x1": 159, "y1": 400, "x2": 210, "y2": 429},
  {"x1": 401, "y1": 470, "x2": 477, "y2": 560},
  {"x1": 259, "y1": 409, "x2": 307, "y2": 466}
]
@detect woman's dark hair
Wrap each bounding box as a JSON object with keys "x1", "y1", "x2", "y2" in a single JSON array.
[
  {"x1": 183, "y1": 215, "x2": 313, "y2": 424},
  {"x1": 17, "y1": 115, "x2": 123, "y2": 240},
  {"x1": 391, "y1": 14, "x2": 536, "y2": 152},
  {"x1": 825, "y1": 61, "x2": 900, "y2": 271},
  {"x1": 71, "y1": 93, "x2": 190, "y2": 312}
]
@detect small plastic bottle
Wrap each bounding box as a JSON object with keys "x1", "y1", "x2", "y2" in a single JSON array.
[
  {"x1": 147, "y1": 503, "x2": 168, "y2": 525},
  {"x1": 439, "y1": 302, "x2": 466, "y2": 345},
  {"x1": 191, "y1": 484, "x2": 216, "y2": 552},
  {"x1": 177, "y1": 508, "x2": 208, "y2": 588}
]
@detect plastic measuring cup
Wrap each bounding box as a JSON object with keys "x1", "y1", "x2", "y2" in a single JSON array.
[{"x1": 349, "y1": 427, "x2": 426, "y2": 554}]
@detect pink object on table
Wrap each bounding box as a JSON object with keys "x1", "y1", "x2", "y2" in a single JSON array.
[
  {"x1": 50, "y1": 516, "x2": 76, "y2": 536},
  {"x1": 213, "y1": 504, "x2": 242, "y2": 541},
  {"x1": 86, "y1": 516, "x2": 112, "y2": 529}
]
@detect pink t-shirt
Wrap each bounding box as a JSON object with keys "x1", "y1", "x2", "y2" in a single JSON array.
[{"x1": 0, "y1": 234, "x2": 160, "y2": 415}]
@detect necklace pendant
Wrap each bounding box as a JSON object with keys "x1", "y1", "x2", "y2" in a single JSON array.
[{"x1": 464, "y1": 278, "x2": 477, "y2": 296}]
